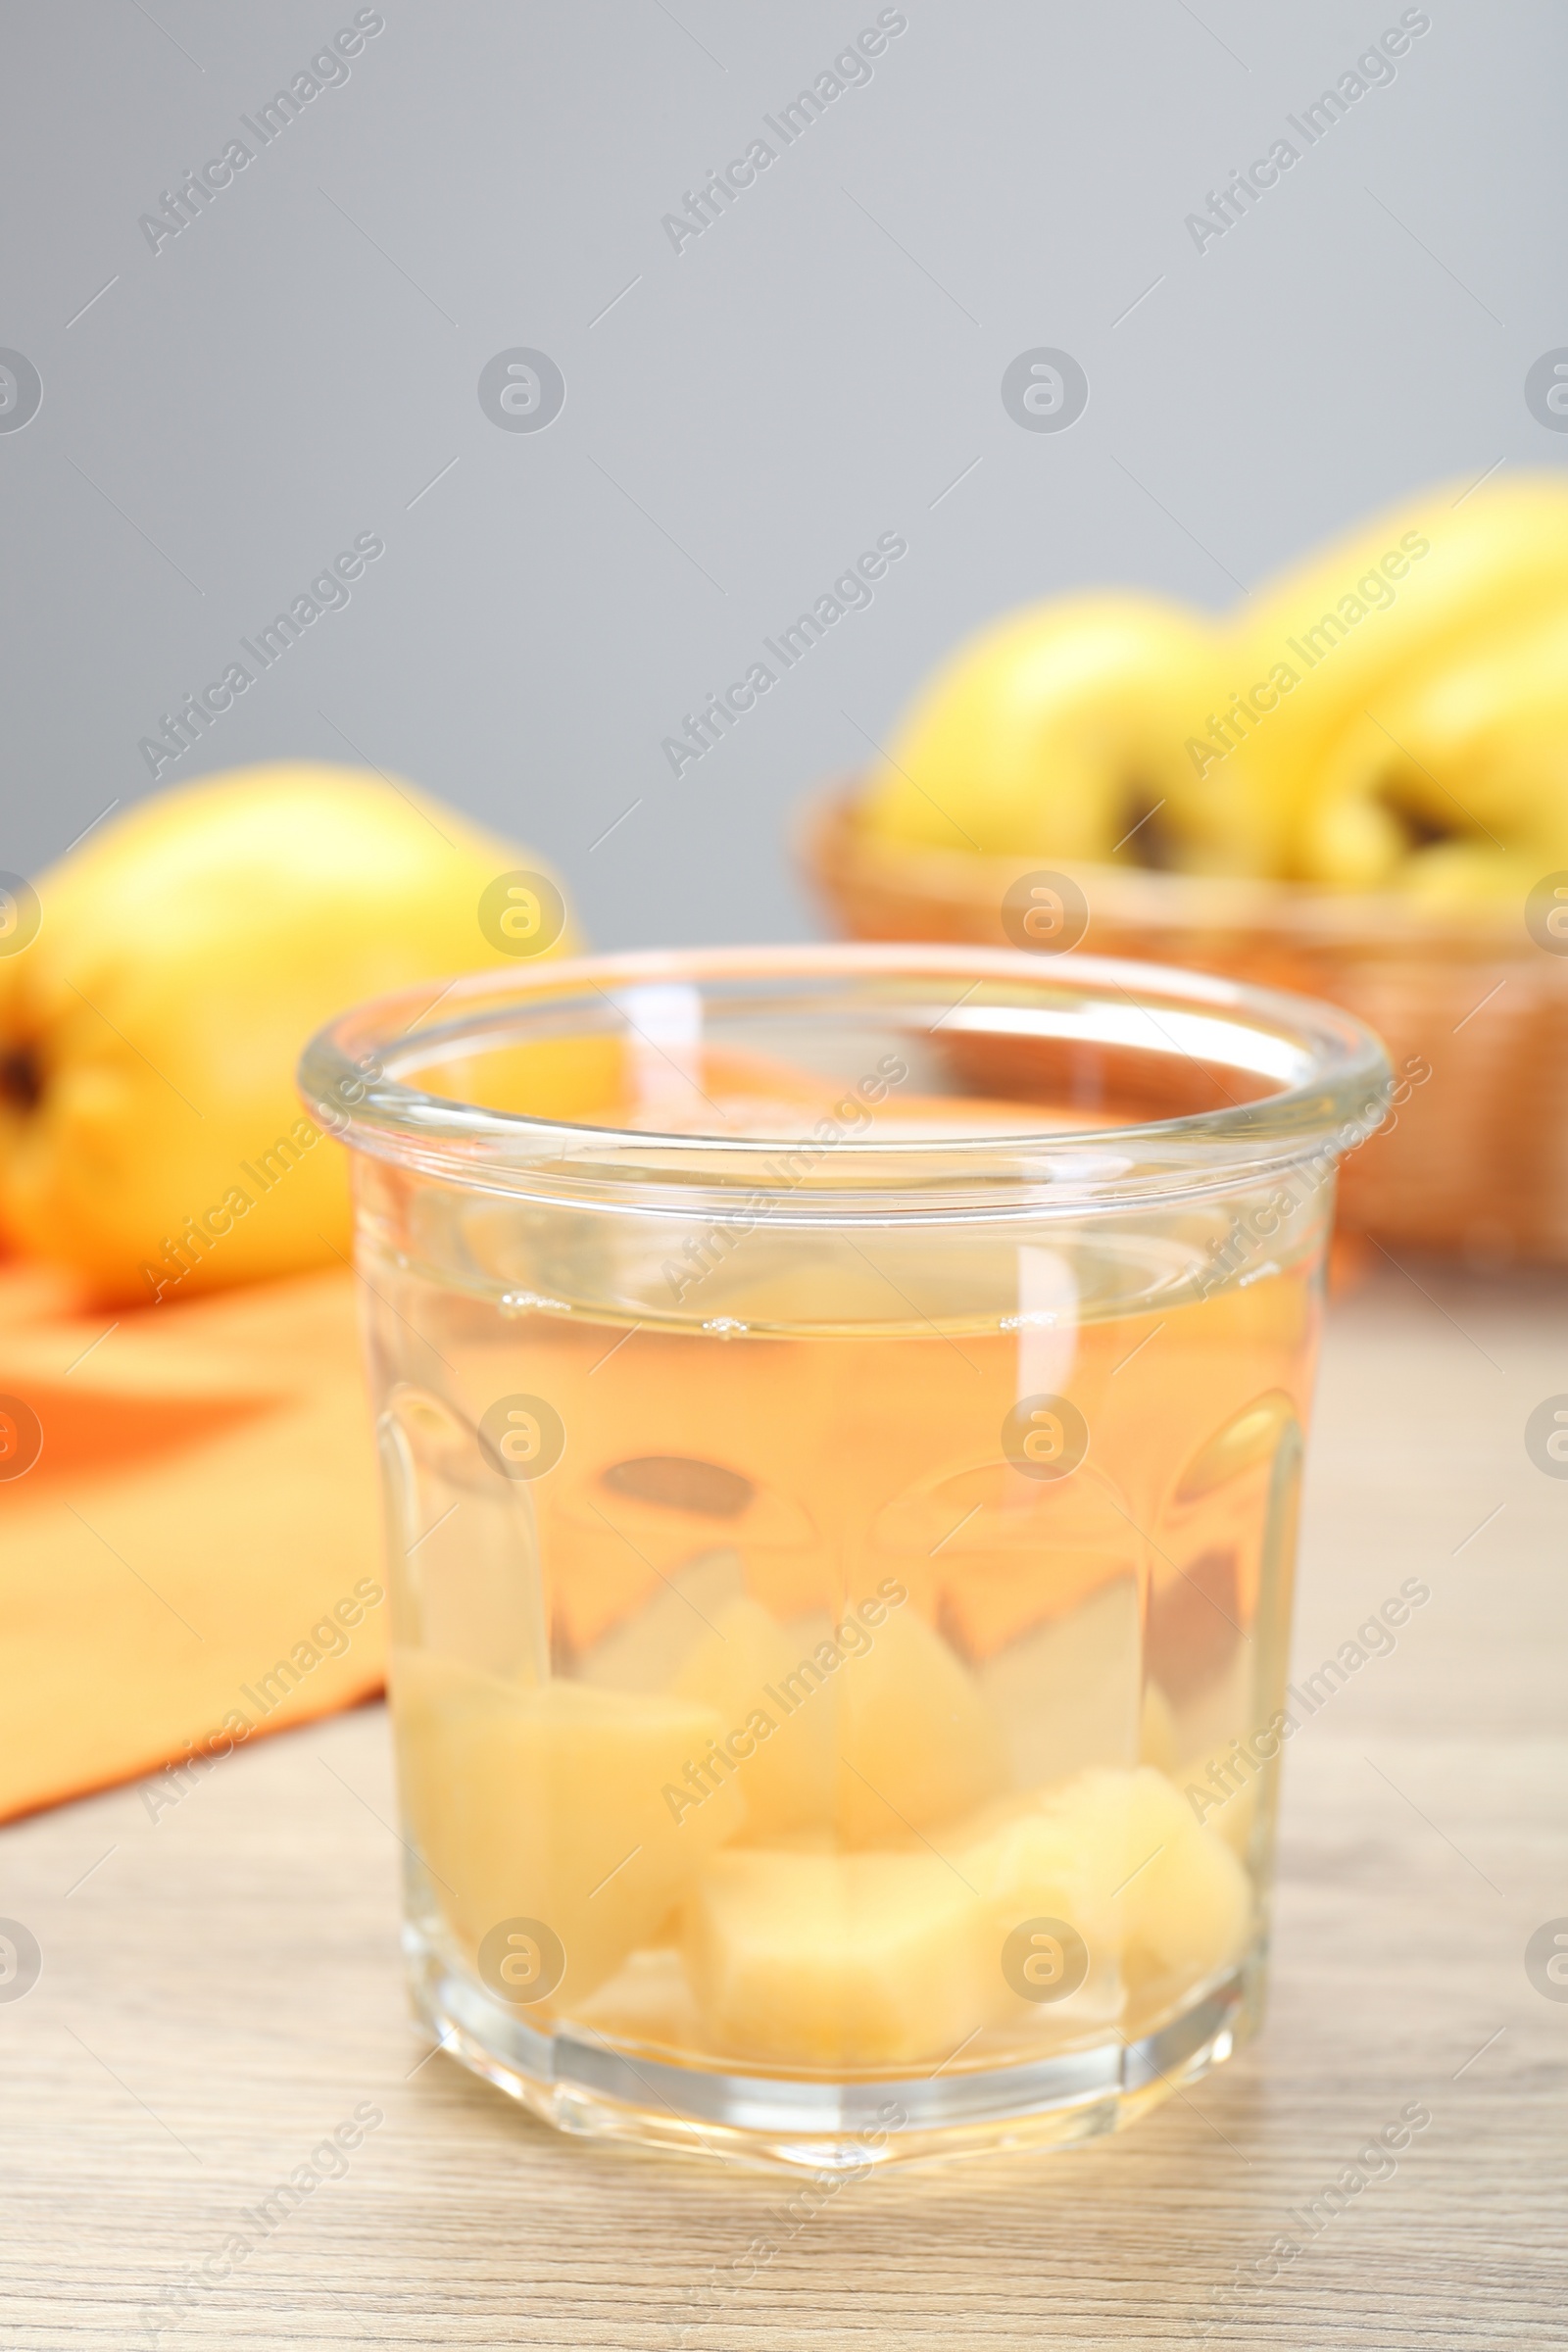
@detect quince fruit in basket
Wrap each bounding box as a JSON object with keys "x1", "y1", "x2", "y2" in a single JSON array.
[
  {"x1": 858, "y1": 592, "x2": 1280, "y2": 874},
  {"x1": 0, "y1": 763, "x2": 573, "y2": 1305},
  {"x1": 1232, "y1": 474, "x2": 1568, "y2": 898},
  {"x1": 1288, "y1": 595, "x2": 1568, "y2": 908},
  {"x1": 856, "y1": 476, "x2": 1568, "y2": 906}
]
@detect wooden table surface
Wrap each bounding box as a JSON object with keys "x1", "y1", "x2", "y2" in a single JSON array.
[{"x1": 4, "y1": 1257, "x2": 1566, "y2": 2350}]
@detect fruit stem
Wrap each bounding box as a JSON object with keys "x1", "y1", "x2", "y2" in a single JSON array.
[{"x1": 0, "y1": 1048, "x2": 41, "y2": 1111}]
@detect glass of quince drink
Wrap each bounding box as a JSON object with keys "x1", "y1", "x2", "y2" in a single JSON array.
[{"x1": 300, "y1": 944, "x2": 1387, "y2": 2168}]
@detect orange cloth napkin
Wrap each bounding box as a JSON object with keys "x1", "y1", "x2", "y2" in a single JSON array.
[{"x1": 0, "y1": 1263, "x2": 384, "y2": 1822}]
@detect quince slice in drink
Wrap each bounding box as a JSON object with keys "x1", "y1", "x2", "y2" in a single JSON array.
[
  {"x1": 1094, "y1": 1765, "x2": 1251, "y2": 1981},
  {"x1": 834, "y1": 1602, "x2": 1010, "y2": 1844},
  {"x1": 682, "y1": 1846, "x2": 991, "y2": 2067},
  {"x1": 670, "y1": 1596, "x2": 835, "y2": 1838},
  {"x1": 670, "y1": 1592, "x2": 1008, "y2": 1847},
  {"x1": 961, "y1": 1765, "x2": 1251, "y2": 2009},
  {"x1": 392, "y1": 1648, "x2": 744, "y2": 2006}
]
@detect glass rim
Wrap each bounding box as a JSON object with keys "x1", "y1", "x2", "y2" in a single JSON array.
[{"x1": 296, "y1": 942, "x2": 1393, "y2": 1221}]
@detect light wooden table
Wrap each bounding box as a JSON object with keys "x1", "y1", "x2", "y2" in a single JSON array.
[{"x1": 5, "y1": 1259, "x2": 1566, "y2": 2350}]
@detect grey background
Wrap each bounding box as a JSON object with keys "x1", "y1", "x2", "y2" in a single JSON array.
[{"x1": 3, "y1": 0, "x2": 1565, "y2": 950}]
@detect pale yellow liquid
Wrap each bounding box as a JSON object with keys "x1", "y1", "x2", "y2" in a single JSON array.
[{"x1": 367, "y1": 1194, "x2": 1317, "y2": 2082}]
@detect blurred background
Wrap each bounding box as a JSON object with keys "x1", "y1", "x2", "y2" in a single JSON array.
[{"x1": 6, "y1": 0, "x2": 1567, "y2": 948}]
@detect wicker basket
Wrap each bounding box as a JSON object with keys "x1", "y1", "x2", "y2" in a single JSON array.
[{"x1": 801, "y1": 788, "x2": 1568, "y2": 1264}]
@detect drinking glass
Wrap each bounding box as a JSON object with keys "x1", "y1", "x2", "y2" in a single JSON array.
[{"x1": 299, "y1": 945, "x2": 1388, "y2": 2168}]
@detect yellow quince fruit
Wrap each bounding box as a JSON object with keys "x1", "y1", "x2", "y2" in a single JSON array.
[
  {"x1": 858, "y1": 592, "x2": 1279, "y2": 874},
  {"x1": 0, "y1": 762, "x2": 574, "y2": 1303},
  {"x1": 1227, "y1": 472, "x2": 1568, "y2": 855},
  {"x1": 1294, "y1": 597, "x2": 1568, "y2": 905}
]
